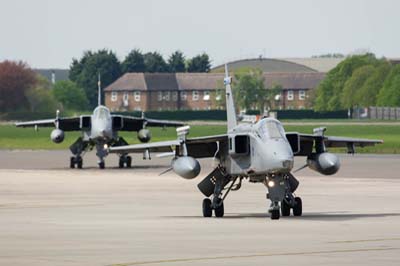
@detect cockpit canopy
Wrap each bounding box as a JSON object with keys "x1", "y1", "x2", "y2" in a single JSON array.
[
  {"x1": 93, "y1": 106, "x2": 110, "y2": 119},
  {"x1": 258, "y1": 119, "x2": 286, "y2": 140}
]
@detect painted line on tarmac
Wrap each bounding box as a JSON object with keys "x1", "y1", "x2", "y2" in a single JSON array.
[
  {"x1": 107, "y1": 247, "x2": 399, "y2": 266},
  {"x1": 327, "y1": 237, "x2": 400, "y2": 244}
]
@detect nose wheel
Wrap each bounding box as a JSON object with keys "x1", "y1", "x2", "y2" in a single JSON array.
[{"x1": 202, "y1": 198, "x2": 224, "y2": 218}]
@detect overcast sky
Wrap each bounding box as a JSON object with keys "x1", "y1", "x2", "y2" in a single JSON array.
[{"x1": 1, "y1": 0, "x2": 398, "y2": 68}]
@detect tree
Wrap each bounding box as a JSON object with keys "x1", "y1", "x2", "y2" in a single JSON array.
[
  {"x1": 69, "y1": 49, "x2": 122, "y2": 108},
  {"x1": 53, "y1": 80, "x2": 88, "y2": 111},
  {"x1": 122, "y1": 49, "x2": 146, "y2": 73},
  {"x1": 314, "y1": 54, "x2": 379, "y2": 111},
  {"x1": 377, "y1": 65, "x2": 400, "y2": 106},
  {"x1": 234, "y1": 68, "x2": 267, "y2": 113},
  {"x1": 168, "y1": 51, "x2": 186, "y2": 72},
  {"x1": 187, "y1": 53, "x2": 211, "y2": 73},
  {"x1": 356, "y1": 61, "x2": 391, "y2": 106},
  {"x1": 0, "y1": 60, "x2": 36, "y2": 111},
  {"x1": 25, "y1": 75, "x2": 60, "y2": 112},
  {"x1": 341, "y1": 65, "x2": 375, "y2": 109},
  {"x1": 143, "y1": 52, "x2": 168, "y2": 73}
]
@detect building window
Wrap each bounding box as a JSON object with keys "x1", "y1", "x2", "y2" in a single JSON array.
[
  {"x1": 299, "y1": 90, "x2": 306, "y2": 100},
  {"x1": 111, "y1": 91, "x2": 118, "y2": 102},
  {"x1": 287, "y1": 90, "x2": 294, "y2": 101},
  {"x1": 164, "y1": 91, "x2": 170, "y2": 101},
  {"x1": 172, "y1": 91, "x2": 178, "y2": 101},
  {"x1": 123, "y1": 92, "x2": 129, "y2": 101},
  {"x1": 158, "y1": 91, "x2": 163, "y2": 101},
  {"x1": 203, "y1": 91, "x2": 210, "y2": 101},
  {"x1": 134, "y1": 91, "x2": 141, "y2": 102},
  {"x1": 192, "y1": 90, "x2": 199, "y2": 101},
  {"x1": 180, "y1": 91, "x2": 187, "y2": 101}
]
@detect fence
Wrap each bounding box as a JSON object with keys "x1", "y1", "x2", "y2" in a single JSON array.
[{"x1": 366, "y1": 107, "x2": 400, "y2": 120}]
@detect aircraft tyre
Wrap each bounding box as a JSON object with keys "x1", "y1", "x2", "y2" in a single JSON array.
[
  {"x1": 76, "y1": 157, "x2": 83, "y2": 169},
  {"x1": 99, "y1": 162, "x2": 105, "y2": 169},
  {"x1": 202, "y1": 198, "x2": 212, "y2": 217},
  {"x1": 293, "y1": 197, "x2": 302, "y2": 216},
  {"x1": 281, "y1": 200, "x2": 291, "y2": 217},
  {"x1": 271, "y1": 209, "x2": 280, "y2": 220},
  {"x1": 214, "y1": 200, "x2": 224, "y2": 218},
  {"x1": 126, "y1": 156, "x2": 132, "y2": 168},
  {"x1": 118, "y1": 159, "x2": 124, "y2": 168},
  {"x1": 70, "y1": 157, "x2": 75, "y2": 169}
]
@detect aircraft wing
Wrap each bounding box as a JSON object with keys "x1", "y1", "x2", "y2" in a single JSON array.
[
  {"x1": 112, "y1": 115, "x2": 184, "y2": 131},
  {"x1": 286, "y1": 132, "x2": 383, "y2": 156},
  {"x1": 15, "y1": 117, "x2": 82, "y2": 131},
  {"x1": 109, "y1": 134, "x2": 228, "y2": 158}
]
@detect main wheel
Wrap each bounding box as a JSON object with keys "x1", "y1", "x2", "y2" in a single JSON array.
[
  {"x1": 118, "y1": 158, "x2": 124, "y2": 168},
  {"x1": 76, "y1": 157, "x2": 83, "y2": 169},
  {"x1": 271, "y1": 209, "x2": 280, "y2": 220},
  {"x1": 293, "y1": 197, "x2": 302, "y2": 216},
  {"x1": 202, "y1": 198, "x2": 212, "y2": 217},
  {"x1": 99, "y1": 162, "x2": 105, "y2": 169},
  {"x1": 70, "y1": 157, "x2": 75, "y2": 169},
  {"x1": 281, "y1": 200, "x2": 291, "y2": 217},
  {"x1": 126, "y1": 156, "x2": 132, "y2": 168},
  {"x1": 214, "y1": 200, "x2": 224, "y2": 218}
]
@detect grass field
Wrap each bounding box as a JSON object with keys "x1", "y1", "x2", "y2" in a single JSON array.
[{"x1": 0, "y1": 124, "x2": 398, "y2": 153}]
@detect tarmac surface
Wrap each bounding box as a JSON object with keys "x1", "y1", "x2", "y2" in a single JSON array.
[{"x1": 0, "y1": 150, "x2": 399, "y2": 266}]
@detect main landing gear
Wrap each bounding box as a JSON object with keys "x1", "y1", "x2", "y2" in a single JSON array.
[
  {"x1": 119, "y1": 155, "x2": 132, "y2": 168},
  {"x1": 70, "y1": 156, "x2": 83, "y2": 169},
  {"x1": 265, "y1": 173, "x2": 302, "y2": 220},
  {"x1": 198, "y1": 166, "x2": 239, "y2": 218}
]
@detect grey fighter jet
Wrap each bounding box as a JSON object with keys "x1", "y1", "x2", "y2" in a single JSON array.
[
  {"x1": 109, "y1": 65, "x2": 383, "y2": 220},
  {"x1": 15, "y1": 80, "x2": 183, "y2": 169}
]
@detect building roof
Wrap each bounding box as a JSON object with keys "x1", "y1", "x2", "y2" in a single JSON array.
[
  {"x1": 104, "y1": 73, "x2": 147, "y2": 91},
  {"x1": 264, "y1": 72, "x2": 326, "y2": 89},
  {"x1": 176, "y1": 73, "x2": 224, "y2": 90},
  {"x1": 280, "y1": 57, "x2": 345, "y2": 72},
  {"x1": 104, "y1": 72, "x2": 325, "y2": 92},
  {"x1": 144, "y1": 73, "x2": 178, "y2": 91},
  {"x1": 211, "y1": 58, "x2": 318, "y2": 73}
]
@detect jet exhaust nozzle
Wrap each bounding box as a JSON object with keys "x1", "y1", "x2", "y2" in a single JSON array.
[
  {"x1": 138, "y1": 129, "x2": 151, "y2": 143},
  {"x1": 50, "y1": 129, "x2": 65, "y2": 143},
  {"x1": 307, "y1": 152, "x2": 340, "y2": 175},
  {"x1": 172, "y1": 156, "x2": 201, "y2": 179}
]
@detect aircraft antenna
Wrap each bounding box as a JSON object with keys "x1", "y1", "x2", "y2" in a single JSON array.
[{"x1": 98, "y1": 73, "x2": 102, "y2": 106}]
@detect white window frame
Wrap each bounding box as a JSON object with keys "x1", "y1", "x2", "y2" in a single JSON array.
[
  {"x1": 134, "y1": 91, "x2": 141, "y2": 102},
  {"x1": 111, "y1": 91, "x2": 118, "y2": 102},
  {"x1": 157, "y1": 91, "x2": 163, "y2": 101},
  {"x1": 164, "y1": 91, "x2": 170, "y2": 101},
  {"x1": 203, "y1": 90, "x2": 210, "y2": 101},
  {"x1": 123, "y1": 92, "x2": 129, "y2": 101},
  {"x1": 192, "y1": 90, "x2": 199, "y2": 101},
  {"x1": 299, "y1": 90, "x2": 306, "y2": 101},
  {"x1": 287, "y1": 90, "x2": 294, "y2": 101},
  {"x1": 172, "y1": 91, "x2": 178, "y2": 101},
  {"x1": 180, "y1": 91, "x2": 187, "y2": 101}
]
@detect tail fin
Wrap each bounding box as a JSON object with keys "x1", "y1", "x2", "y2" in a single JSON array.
[
  {"x1": 224, "y1": 64, "x2": 237, "y2": 131},
  {"x1": 97, "y1": 73, "x2": 102, "y2": 106}
]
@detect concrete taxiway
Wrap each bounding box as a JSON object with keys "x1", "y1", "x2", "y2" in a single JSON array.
[{"x1": 0, "y1": 150, "x2": 399, "y2": 266}]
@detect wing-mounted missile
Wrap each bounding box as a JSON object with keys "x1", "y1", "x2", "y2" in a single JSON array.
[{"x1": 138, "y1": 116, "x2": 152, "y2": 143}]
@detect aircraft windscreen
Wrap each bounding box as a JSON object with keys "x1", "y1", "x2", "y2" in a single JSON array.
[
  {"x1": 94, "y1": 107, "x2": 110, "y2": 119},
  {"x1": 259, "y1": 120, "x2": 285, "y2": 140}
]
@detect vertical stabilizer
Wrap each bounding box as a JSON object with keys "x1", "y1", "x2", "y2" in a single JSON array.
[
  {"x1": 224, "y1": 64, "x2": 237, "y2": 131},
  {"x1": 98, "y1": 73, "x2": 102, "y2": 106}
]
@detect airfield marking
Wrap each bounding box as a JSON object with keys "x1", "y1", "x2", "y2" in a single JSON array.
[
  {"x1": 107, "y1": 247, "x2": 399, "y2": 266},
  {"x1": 327, "y1": 237, "x2": 400, "y2": 244}
]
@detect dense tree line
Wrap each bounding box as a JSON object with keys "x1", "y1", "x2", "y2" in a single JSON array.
[
  {"x1": 70, "y1": 49, "x2": 212, "y2": 108},
  {"x1": 314, "y1": 54, "x2": 399, "y2": 111}
]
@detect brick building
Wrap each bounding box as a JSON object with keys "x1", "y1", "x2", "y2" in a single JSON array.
[{"x1": 104, "y1": 72, "x2": 325, "y2": 111}]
